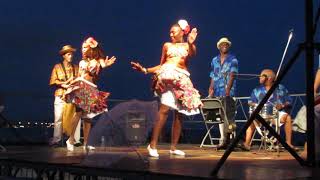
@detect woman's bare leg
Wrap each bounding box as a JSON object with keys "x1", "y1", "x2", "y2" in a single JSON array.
[
  {"x1": 82, "y1": 118, "x2": 91, "y2": 146},
  {"x1": 150, "y1": 104, "x2": 170, "y2": 149},
  {"x1": 170, "y1": 111, "x2": 182, "y2": 150},
  {"x1": 68, "y1": 111, "x2": 82, "y2": 144}
]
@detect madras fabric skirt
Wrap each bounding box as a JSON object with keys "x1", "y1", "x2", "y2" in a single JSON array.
[
  {"x1": 65, "y1": 81, "x2": 109, "y2": 118},
  {"x1": 154, "y1": 64, "x2": 202, "y2": 115}
]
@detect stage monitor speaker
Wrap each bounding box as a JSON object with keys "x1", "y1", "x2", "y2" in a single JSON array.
[{"x1": 126, "y1": 110, "x2": 146, "y2": 145}]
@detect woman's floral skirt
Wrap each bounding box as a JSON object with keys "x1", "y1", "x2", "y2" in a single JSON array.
[
  {"x1": 65, "y1": 81, "x2": 109, "y2": 118},
  {"x1": 154, "y1": 64, "x2": 203, "y2": 115}
]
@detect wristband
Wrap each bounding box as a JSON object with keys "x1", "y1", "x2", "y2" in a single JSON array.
[{"x1": 143, "y1": 68, "x2": 148, "y2": 74}]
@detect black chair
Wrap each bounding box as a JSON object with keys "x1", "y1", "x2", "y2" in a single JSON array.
[{"x1": 200, "y1": 98, "x2": 228, "y2": 148}]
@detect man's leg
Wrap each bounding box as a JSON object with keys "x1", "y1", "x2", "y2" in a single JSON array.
[
  {"x1": 243, "y1": 122, "x2": 256, "y2": 150},
  {"x1": 74, "y1": 120, "x2": 81, "y2": 144},
  {"x1": 218, "y1": 123, "x2": 225, "y2": 145},
  {"x1": 217, "y1": 97, "x2": 236, "y2": 149},
  {"x1": 51, "y1": 96, "x2": 65, "y2": 145},
  {"x1": 280, "y1": 113, "x2": 294, "y2": 147},
  {"x1": 301, "y1": 142, "x2": 307, "y2": 160}
]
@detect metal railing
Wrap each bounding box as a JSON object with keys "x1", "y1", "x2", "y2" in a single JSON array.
[{"x1": 192, "y1": 93, "x2": 306, "y2": 144}]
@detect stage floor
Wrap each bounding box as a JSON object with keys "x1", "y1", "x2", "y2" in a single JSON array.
[{"x1": 0, "y1": 144, "x2": 317, "y2": 179}]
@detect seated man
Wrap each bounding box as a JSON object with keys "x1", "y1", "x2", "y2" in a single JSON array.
[{"x1": 243, "y1": 69, "x2": 295, "y2": 150}]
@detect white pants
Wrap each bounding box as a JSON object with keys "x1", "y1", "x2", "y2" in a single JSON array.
[{"x1": 53, "y1": 96, "x2": 81, "y2": 143}]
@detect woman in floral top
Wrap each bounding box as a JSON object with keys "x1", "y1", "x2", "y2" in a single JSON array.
[
  {"x1": 131, "y1": 20, "x2": 202, "y2": 157},
  {"x1": 64, "y1": 37, "x2": 116, "y2": 151}
]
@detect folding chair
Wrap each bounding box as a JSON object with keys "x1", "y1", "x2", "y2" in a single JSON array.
[{"x1": 200, "y1": 98, "x2": 228, "y2": 148}]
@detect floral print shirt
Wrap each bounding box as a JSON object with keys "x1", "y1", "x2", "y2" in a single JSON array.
[{"x1": 209, "y1": 54, "x2": 238, "y2": 97}]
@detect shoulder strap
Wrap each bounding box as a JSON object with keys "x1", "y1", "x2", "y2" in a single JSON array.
[
  {"x1": 60, "y1": 63, "x2": 68, "y2": 81},
  {"x1": 72, "y1": 64, "x2": 76, "y2": 77}
]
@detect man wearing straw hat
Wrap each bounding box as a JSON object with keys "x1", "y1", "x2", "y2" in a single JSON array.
[
  {"x1": 49, "y1": 45, "x2": 81, "y2": 146},
  {"x1": 208, "y1": 37, "x2": 238, "y2": 150}
]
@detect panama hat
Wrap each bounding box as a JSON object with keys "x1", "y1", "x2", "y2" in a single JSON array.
[
  {"x1": 217, "y1": 37, "x2": 232, "y2": 49},
  {"x1": 59, "y1": 45, "x2": 76, "y2": 55}
]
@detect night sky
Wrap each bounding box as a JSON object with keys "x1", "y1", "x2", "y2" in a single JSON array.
[{"x1": 0, "y1": 0, "x2": 319, "y2": 122}]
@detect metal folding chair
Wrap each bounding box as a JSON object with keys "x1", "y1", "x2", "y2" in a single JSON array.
[{"x1": 200, "y1": 98, "x2": 228, "y2": 148}]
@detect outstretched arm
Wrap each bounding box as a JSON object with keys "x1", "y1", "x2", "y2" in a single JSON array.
[
  {"x1": 99, "y1": 56, "x2": 117, "y2": 68},
  {"x1": 130, "y1": 61, "x2": 160, "y2": 74},
  {"x1": 130, "y1": 43, "x2": 168, "y2": 74},
  {"x1": 187, "y1": 28, "x2": 197, "y2": 57}
]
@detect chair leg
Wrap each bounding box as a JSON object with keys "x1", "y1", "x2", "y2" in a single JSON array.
[
  {"x1": 218, "y1": 123, "x2": 225, "y2": 145},
  {"x1": 200, "y1": 124, "x2": 216, "y2": 147}
]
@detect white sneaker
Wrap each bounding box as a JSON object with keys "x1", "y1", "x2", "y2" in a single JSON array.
[
  {"x1": 83, "y1": 145, "x2": 96, "y2": 150},
  {"x1": 147, "y1": 144, "x2": 159, "y2": 157},
  {"x1": 87, "y1": 146, "x2": 96, "y2": 150},
  {"x1": 169, "y1": 149, "x2": 185, "y2": 156},
  {"x1": 66, "y1": 140, "x2": 74, "y2": 152}
]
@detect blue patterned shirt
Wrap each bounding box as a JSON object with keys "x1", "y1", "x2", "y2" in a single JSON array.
[
  {"x1": 209, "y1": 54, "x2": 238, "y2": 97},
  {"x1": 248, "y1": 84, "x2": 292, "y2": 106}
]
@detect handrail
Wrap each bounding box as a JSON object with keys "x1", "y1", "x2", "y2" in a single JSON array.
[{"x1": 183, "y1": 93, "x2": 306, "y2": 124}]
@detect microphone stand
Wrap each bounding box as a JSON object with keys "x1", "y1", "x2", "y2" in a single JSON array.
[{"x1": 276, "y1": 30, "x2": 294, "y2": 78}]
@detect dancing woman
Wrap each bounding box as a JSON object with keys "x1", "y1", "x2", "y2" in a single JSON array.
[
  {"x1": 64, "y1": 37, "x2": 116, "y2": 151},
  {"x1": 131, "y1": 20, "x2": 202, "y2": 157}
]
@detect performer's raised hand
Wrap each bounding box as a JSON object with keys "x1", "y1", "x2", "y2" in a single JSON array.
[
  {"x1": 104, "y1": 56, "x2": 116, "y2": 67},
  {"x1": 187, "y1": 28, "x2": 198, "y2": 44},
  {"x1": 130, "y1": 61, "x2": 146, "y2": 73}
]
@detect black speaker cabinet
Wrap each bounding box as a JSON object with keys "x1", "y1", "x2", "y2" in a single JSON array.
[{"x1": 126, "y1": 110, "x2": 146, "y2": 145}]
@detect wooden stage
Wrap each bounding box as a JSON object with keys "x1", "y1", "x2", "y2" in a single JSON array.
[{"x1": 0, "y1": 143, "x2": 317, "y2": 179}]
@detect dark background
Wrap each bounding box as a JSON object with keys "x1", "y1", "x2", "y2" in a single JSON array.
[{"x1": 0, "y1": 0, "x2": 319, "y2": 124}]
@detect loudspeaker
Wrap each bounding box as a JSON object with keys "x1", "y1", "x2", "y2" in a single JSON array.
[{"x1": 126, "y1": 110, "x2": 146, "y2": 145}]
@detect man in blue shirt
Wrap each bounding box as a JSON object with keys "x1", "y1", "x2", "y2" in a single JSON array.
[
  {"x1": 243, "y1": 69, "x2": 295, "y2": 151},
  {"x1": 208, "y1": 37, "x2": 239, "y2": 149},
  {"x1": 208, "y1": 37, "x2": 238, "y2": 97}
]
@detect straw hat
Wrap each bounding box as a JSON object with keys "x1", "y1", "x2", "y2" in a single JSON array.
[
  {"x1": 217, "y1": 37, "x2": 232, "y2": 49},
  {"x1": 59, "y1": 45, "x2": 76, "y2": 55}
]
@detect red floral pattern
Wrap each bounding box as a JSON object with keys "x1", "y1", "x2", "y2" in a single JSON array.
[
  {"x1": 65, "y1": 81, "x2": 109, "y2": 114},
  {"x1": 155, "y1": 65, "x2": 202, "y2": 112}
]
